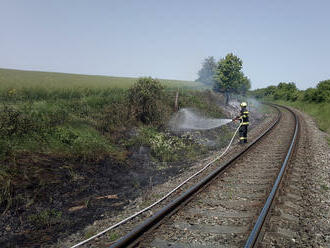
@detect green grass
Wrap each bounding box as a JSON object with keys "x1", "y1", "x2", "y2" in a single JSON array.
[
  {"x1": 273, "y1": 100, "x2": 330, "y2": 134},
  {"x1": 0, "y1": 68, "x2": 204, "y2": 91},
  {"x1": 0, "y1": 69, "x2": 221, "y2": 163},
  {"x1": 0, "y1": 69, "x2": 224, "y2": 216},
  {"x1": 0, "y1": 69, "x2": 195, "y2": 163}
]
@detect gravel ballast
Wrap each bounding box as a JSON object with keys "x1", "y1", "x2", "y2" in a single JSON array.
[
  {"x1": 56, "y1": 106, "x2": 330, "y2": 248},
  {"x1": 260, "y1": 108, "x2": 330, "y2": 247}
]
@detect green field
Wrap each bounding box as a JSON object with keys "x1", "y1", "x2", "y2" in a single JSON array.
[
  {"x1": 0, "y1": 68, "x2": 204, "y2": 91},
  {"x1": 0, "y1": 68, "x2": 216, "y2": 163},
  {"x1": 273, "y1": 100, "x2": 330, "y2": 134}
]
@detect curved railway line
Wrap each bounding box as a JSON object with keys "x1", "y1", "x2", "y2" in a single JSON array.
[{"x1": 75, "y1": 104, "x2": 300, "y2": 248}]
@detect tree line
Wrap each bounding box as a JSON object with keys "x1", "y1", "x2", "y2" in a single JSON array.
[
  {"x1": 196, "y1": 54, "x2": 251, "y2": 104},
  {"x1": 250, "y1": 80, "x2": 330, "y2": 103}
]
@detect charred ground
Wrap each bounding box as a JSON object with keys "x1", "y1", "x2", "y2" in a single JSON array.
[{"x1": 0, "y1": 76, "x2": 240, "y2": 247}]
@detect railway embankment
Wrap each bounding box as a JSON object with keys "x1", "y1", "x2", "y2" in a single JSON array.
[{"x1": 61, "y1": 105, "x2": 330, "y2": 248}]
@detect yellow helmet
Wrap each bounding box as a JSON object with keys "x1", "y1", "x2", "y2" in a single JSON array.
[{"x1": 240, "y1": 102, "x2": 247, "y2": 107}]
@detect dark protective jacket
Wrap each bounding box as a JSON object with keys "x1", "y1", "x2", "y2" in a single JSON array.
[{"x1": 236, "y1": 107, "x2": 249, "y2": 125}]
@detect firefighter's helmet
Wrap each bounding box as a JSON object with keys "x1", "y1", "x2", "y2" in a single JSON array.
[{"x1": 240, "y1": 102, "x2": 247, "y2": 107}]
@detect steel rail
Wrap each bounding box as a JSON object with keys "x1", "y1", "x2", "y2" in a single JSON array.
[
  {"x1": 244, "y1": 105, "x2": 299, "y2": 248},
  {"x1": 71, "y1": 123, "x2": 242, "y2": 248},
  {"x1": 110, "y1": 104, "x2": 282, "y2": 248}
]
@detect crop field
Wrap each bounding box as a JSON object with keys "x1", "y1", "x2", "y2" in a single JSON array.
[{"x1": 0, "y1": 68, "x2": 205, "y2": 91}]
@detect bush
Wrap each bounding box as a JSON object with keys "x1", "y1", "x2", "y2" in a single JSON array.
[
  {"x1": 128, "y1": 77, "x2": 167, "y2": 125},
  {"x1": 303, "y1": 88, "x2": 318, "y2": 102},
  {"x1": 273, "y1": 82, "x2": 299, "y2": 101},
  {"x1": 0, "y1": 105, "x2": 34, "y2": 137},
  {"x1": 302, "y1": 80, "x2": 330, "y2": 103},
  {"x1": 0, "y1": 103, "x2": 69, "y2": 139},
  {"x1": 251, "y1": 80, "x2": 330, "y2": 104},
  {"x1": 315, "y1": 80, "x2": 330, "y2": 102}
]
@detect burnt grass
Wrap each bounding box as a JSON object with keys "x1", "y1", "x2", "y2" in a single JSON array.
[
  {"x1": 0, "y1": 88, "x2": 231, "y2": 247},
  {"x1": 0, "y1": 101, "x2": 266, "y2": 248},
  {"x1": 0, "y1": 152, "x2": 192, "y2": 248},
  {"x1": 0, "y1": 108, "x2": 264, "y2": 247}
]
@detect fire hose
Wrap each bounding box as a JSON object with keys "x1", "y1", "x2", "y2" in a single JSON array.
[{"x1": 70, "y1": 122, "x2": 241, "y2": 248}]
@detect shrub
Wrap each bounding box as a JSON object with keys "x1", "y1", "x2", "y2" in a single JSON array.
[
  {"x1": 128, "y1": 77, "x2": 167, "y2": 125},
  {"x1": 303, "y1": 88, "x2": 318, "y2": 102},
  {"x1": 0, "y1": 103, "x2": 69, "y2": 140},
  {"x1": 315, "y1": 80, "x2": 330, "y2": 102},
  {"x1": 0, "y1": 105, "x2": 33, "y2": 137},
  {"x1": 303, "y1": 81, "x2": 330, "y2": 103},
  {"x1": 274, "y1": 82, "x2": 299, "y2": 101}
]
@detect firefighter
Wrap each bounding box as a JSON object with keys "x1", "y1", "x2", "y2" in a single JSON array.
[{"x1": 233, "y1": 102, "x2": 249, "y2": 144}]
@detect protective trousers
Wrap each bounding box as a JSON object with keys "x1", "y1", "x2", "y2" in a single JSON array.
[{"x1": 239, "y1": 125, "x2": 248, "y2": 143}]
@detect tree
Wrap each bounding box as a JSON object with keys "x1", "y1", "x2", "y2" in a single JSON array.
[
  {"x1": 213, "y1": 53, "x2": 250, "y2": 104},
  {"x1": 196, "y1": 56, "x2": 217, "y2": 86},
  {"x1": 303, "y1": 80, "x2": 330, "y2": 103},
  {"x1": 315, "y1": 80, "x2": 330, "y2": 102},
  {"x1": 264, "y1": 85, "x2": 277, "y2": 96},
  {"x1": 274, "y1": 82, "x2": 299, "y2": 101}
]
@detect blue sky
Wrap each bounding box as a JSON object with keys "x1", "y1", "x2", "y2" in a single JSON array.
[{"x1": 1, "y1": 0, "x2": 329, "y2": 89}]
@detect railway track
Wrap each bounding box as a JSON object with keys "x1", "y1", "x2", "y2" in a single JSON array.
[{"x1": 77, "y1": 104, "x2": 299, "y2": 248}]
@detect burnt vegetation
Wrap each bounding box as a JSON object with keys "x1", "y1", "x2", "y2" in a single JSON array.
[{"x1": 0, "y1": 76, "x2": 226, "y2": 246}]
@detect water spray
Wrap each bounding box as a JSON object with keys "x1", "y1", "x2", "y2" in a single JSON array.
[{"x1": 169, "y1": 108, "x2": 233, "y2": 131}]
